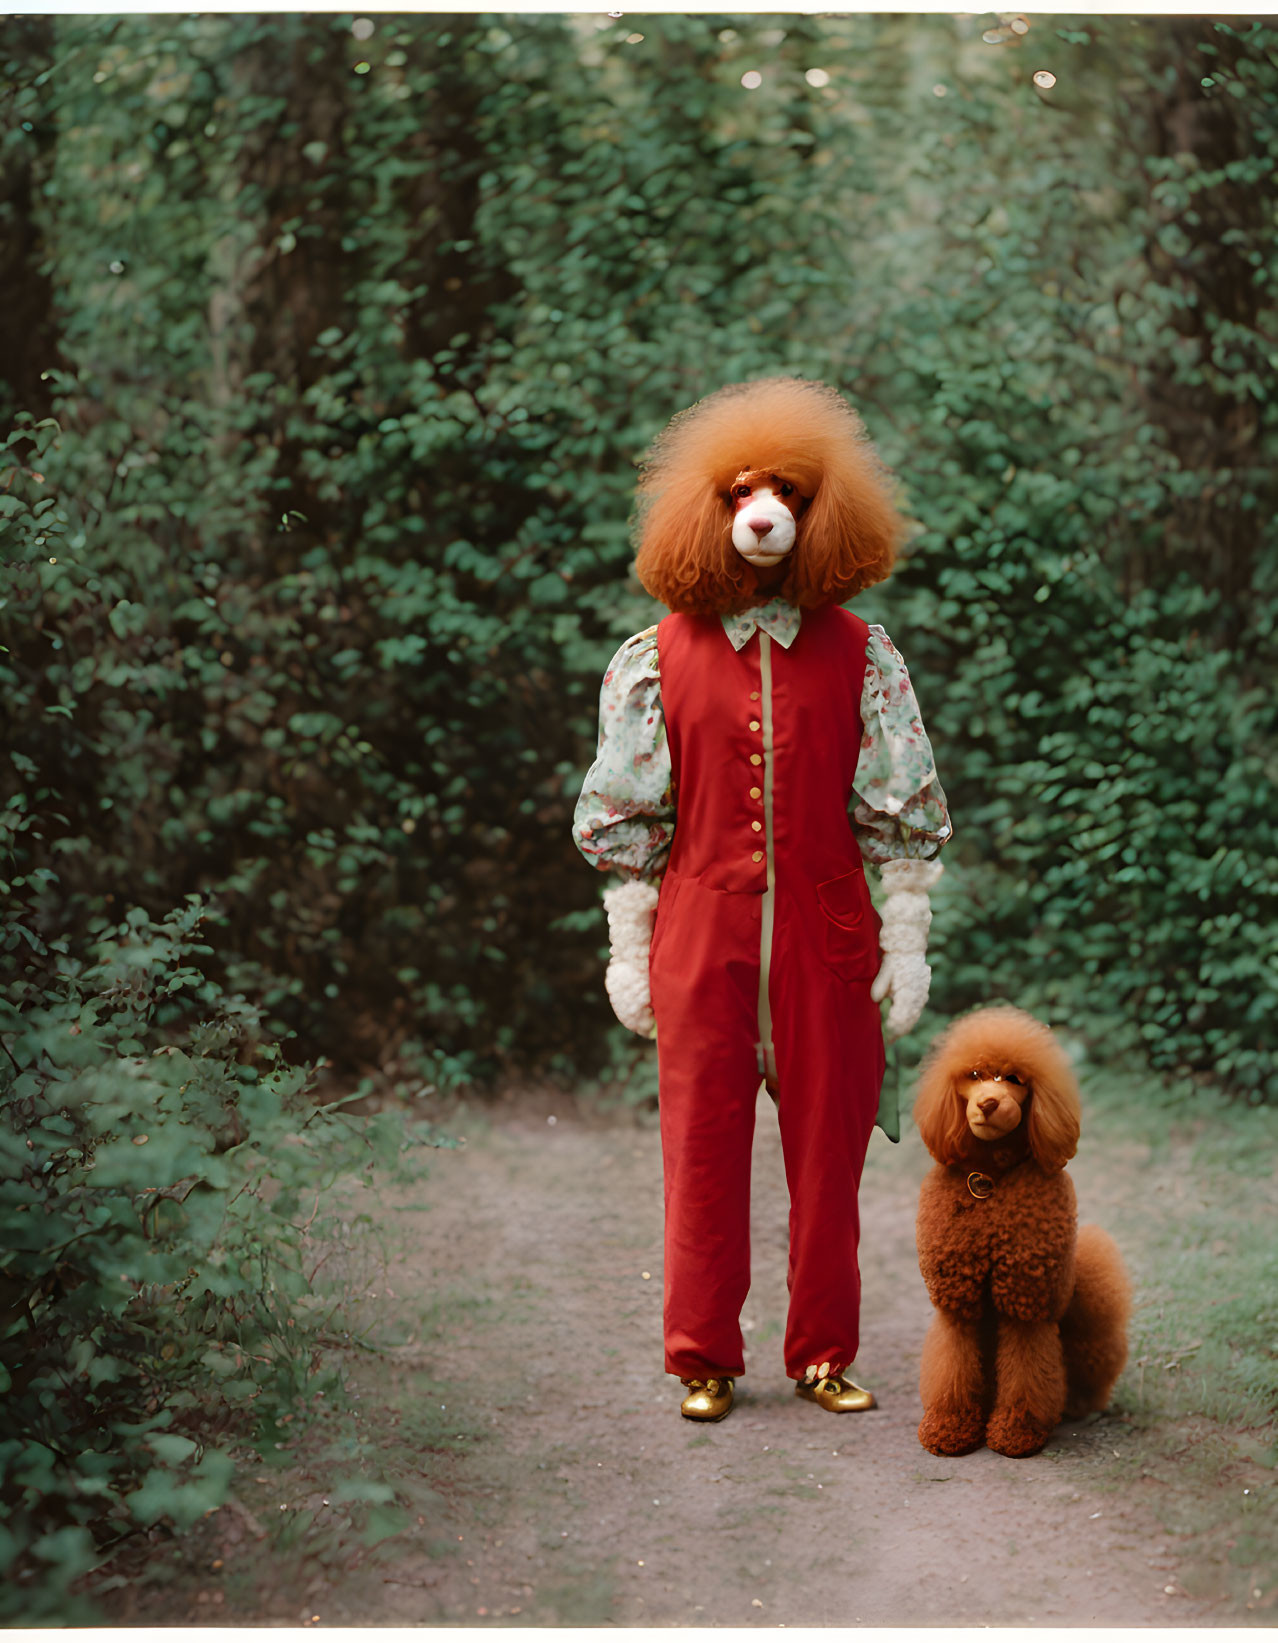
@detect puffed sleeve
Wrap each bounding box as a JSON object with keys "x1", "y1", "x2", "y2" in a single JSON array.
[
  {"x1": 852, "y1": 624, "x2": 952, "y2": 865},
  {"x1": 572, "y1": 626, "x2": 675, "y2": 884}
]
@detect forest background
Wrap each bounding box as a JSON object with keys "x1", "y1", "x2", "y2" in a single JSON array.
[{"x1": 1, "y1": 7, "x2": 1275, "y2": 1620}]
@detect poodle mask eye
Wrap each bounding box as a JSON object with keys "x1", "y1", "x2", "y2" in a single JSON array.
[
  {"x1": 966, "y1": 1071, "x2": 1025, "y2": 1086},
  {"x1": 727, "y1": 468, "x2": 808, "y2": 568},
  {"x1": 727, "y1": 469, "x2": 808, "y2": 516}
]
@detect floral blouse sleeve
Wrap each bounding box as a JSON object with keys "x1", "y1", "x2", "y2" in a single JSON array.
[
  {"x1": 852, "y1": 624, "x2": 952, "y2": 865},
  {"x1": 572, "y1": 618, "x2": 950, "y2": 879},
  {"x1": 572, "y1": 626, "x2": 674, "y2": 883}
]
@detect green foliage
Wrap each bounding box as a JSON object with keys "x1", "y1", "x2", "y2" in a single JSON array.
[
  {"x1": 850, "y1": 17, "x2": 1278, "y2": 1097},
  {"x1": 0, "y1": 818, "x2": 434, "y2": 1620},
  {"x1": 0, "y1": 12, "x2": 919, "y2": 1088},
  {"x1": 0, "y1": 12, "x2": 1274, "y2": 1106}
]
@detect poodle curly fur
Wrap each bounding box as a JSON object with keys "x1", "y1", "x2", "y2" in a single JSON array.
[
  {"x1": 913, "y1": 1006, "x2": 1132, "y2": 1458},
  {"x1": 632, "y1": 377, "x2": 903, "y2": 614}
]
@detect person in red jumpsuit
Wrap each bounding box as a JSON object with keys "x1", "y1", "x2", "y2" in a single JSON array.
[{"x1": 574, "y1": 379, "x2": 950, "y2": 1422}]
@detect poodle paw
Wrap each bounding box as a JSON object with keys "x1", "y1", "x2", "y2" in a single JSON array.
[
  {"x1": 918, "y1": 1405, "x2": 985, "y2": 1456},
  {"x1": 985, "y1": 1406, "x2": 1051, "y2": 1458}
]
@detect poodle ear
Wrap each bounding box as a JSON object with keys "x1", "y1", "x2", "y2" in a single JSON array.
[
  {"x1": 787, "y1": 465, "x2": 900, "y2": 607},
  {"x1": 912, "y1": 1046, "x2": 969, "y2": 1168},
  {"x1": 634, "y1": 479, "x2": 752, "y2": 613},
  {"x1": 1025, "y1": 1060, "x2": 1081, "y2": 1172}
]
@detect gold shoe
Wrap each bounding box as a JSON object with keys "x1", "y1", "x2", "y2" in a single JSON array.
[
  {"x1": 795, "y1": 1368, "x2": 877, "y2": 1413},
  {"x1": 680, "y1": 1376, "x2": 735, "y2": 1421}
]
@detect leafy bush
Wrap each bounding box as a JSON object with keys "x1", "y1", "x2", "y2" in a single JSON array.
[
  {"x1": 0, "y1": 806, "x2": 432, "y2": 1622},
  {"x1": 851, "y1": 18, "x2": 1278, "y2": 1097},
  {"x1": 0, "y1": 12, "x2": 1273, "y2": 1104},
  {"x1": 0, "y1": 12, "x2": 906, "y2": 1091}
]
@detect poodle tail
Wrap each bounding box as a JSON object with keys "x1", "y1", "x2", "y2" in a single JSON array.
[{"x1": 1060, "y1": 1223, "x2": 1132, "y2": 1419}]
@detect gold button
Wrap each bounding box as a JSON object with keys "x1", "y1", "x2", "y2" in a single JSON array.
[
  {"x1": 749, "y1": 786, "x2": 761, "y2": 799},
  {"x1": 750, "y1": 754, "x2": 762, "y2": 766},
  {"x1": 752, "y1": 850, "x2": 764, "y2": 863},
  {"x1": 750, "y1": 691, "x2": 760, "y2": 701},
  {"x1": 749, "y1": 719, "x2": 761, "y2": 732},
  {"x1": 751, "y1": 821, "x2": 762, "y2": 832}
]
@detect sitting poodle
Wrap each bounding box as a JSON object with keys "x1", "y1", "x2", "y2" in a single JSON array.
[{"x1": 913, "y1": 1006, "x2": 1131, "y2": 1457}]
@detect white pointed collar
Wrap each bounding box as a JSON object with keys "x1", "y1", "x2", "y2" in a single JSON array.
[{"x1": 720, "y1": 597, "x2": 801, "y2": 652}]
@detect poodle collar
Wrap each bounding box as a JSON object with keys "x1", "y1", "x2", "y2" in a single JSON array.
[{"x1": 721, "y1": 597, "x2": 800, "y2": 653}]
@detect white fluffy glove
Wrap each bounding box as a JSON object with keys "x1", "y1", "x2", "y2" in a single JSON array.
[
  {"x1": 602, "y1": 878, "x2": 661, "y2": 1038},
  {"x1": 871, "y1": 859, "x2": 944, "y2": 1041}
]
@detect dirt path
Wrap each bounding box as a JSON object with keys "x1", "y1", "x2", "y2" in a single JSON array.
[{"x1": 299, "y1": 1088, "x2": 1250, "y2": 1629}]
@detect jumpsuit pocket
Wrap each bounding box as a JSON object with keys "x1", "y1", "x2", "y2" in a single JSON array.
[
  {"x1": 648, "y1": 873, "x2": 682, "y2": 977},
  {"x1": 816, "y1": 868, "x2": 880, "y2": 983}
]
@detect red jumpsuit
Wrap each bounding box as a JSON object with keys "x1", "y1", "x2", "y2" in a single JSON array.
[{"x1": 649, "y1": 605, "x2": 884, "y2": 1384}]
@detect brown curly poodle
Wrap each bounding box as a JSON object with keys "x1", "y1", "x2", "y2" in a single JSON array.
[{"x1": 913, "y1": 1006, "x2": 1131, "y2": 1458}]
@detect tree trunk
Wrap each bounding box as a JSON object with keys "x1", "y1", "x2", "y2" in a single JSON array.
[
  {"x1": 212, "y1": 14, "x2": 355, "y2": 557},
  {"x1": 1129, "y1": 20, "x2": 1275, "y2": 645},
  {"x1": 0, "y1": 16, "x2": 63, "y2": 421}
]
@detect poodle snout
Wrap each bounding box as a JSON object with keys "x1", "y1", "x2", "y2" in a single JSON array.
[
  {"x1": 963, "y1": 1076, "x2": 1027, "y2": 1140},
  {"x1": 732, "y1": 500, "x2": 796, "y2": 565}
]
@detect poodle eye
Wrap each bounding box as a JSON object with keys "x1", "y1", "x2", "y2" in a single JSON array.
[
  {"x1": 1002, "y1": 1073, "x2": 1024, "y2": 1085},
  {"x1": 779, "y1": 482, "x2": 794, "y2": 497},
  {"x1": 731, "y1": 483, "x2": 752, "y2": 500}
]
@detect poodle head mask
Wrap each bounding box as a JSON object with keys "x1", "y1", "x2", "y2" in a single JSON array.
[{"x1": 632, "y1": 377, "x2": 904, "y2": 614}]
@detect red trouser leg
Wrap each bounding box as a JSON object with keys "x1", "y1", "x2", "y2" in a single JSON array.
[
  {"x1": 770, "y1": 896, "x2": 884, "y2": 1383},
  {"x1": 650, "y1": 876, "x2": 761, "y2": 1379}
]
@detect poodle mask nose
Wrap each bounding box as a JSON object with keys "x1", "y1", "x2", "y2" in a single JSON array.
[{"x1": 729, "y1": 468, "x2": 807, "y2": 567}]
